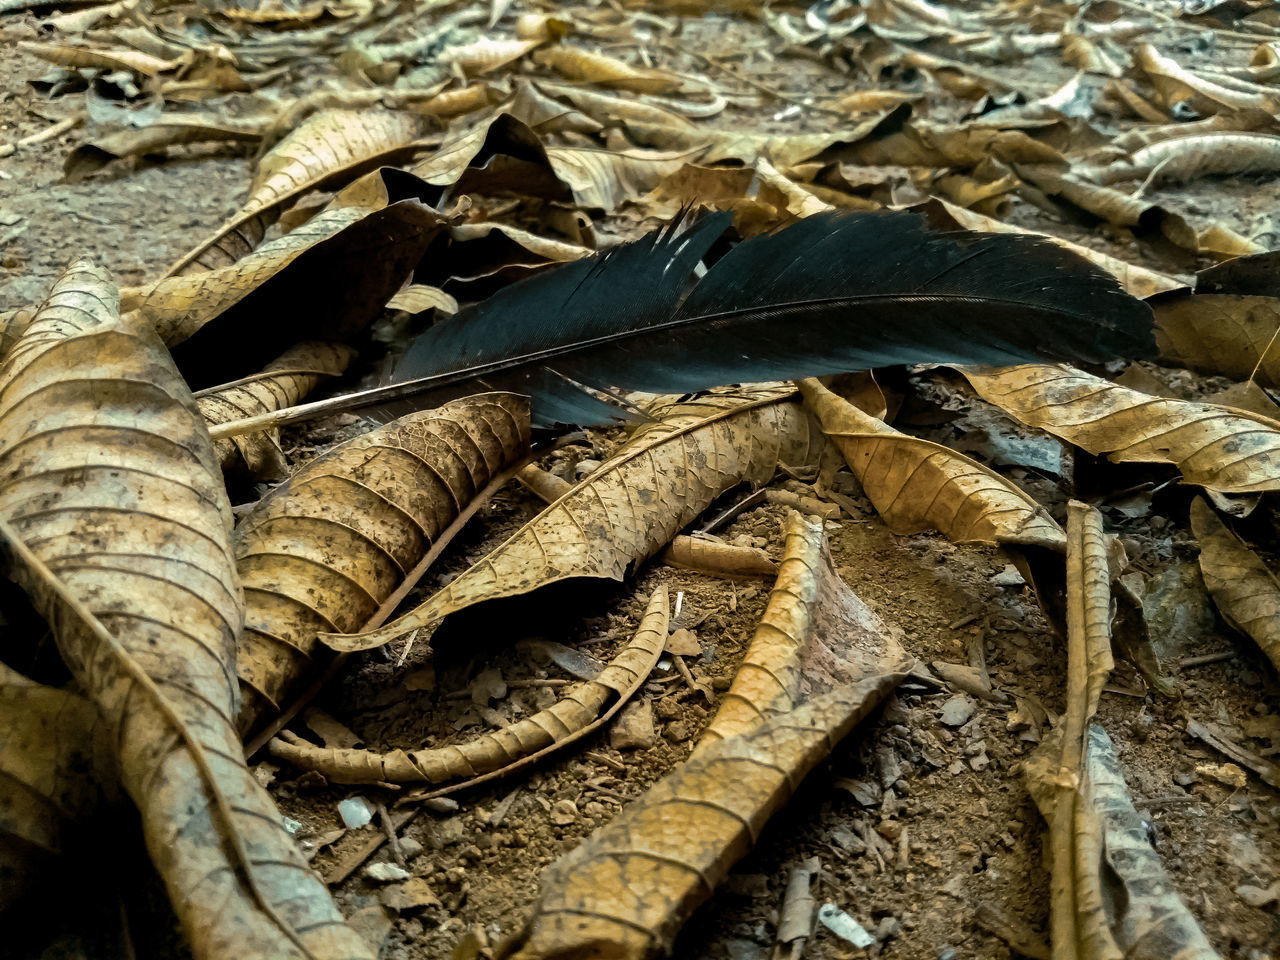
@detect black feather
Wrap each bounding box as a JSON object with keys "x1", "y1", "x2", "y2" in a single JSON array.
[{"x1": 373, "y1": 209, "x2": 1155, "y2": 426}]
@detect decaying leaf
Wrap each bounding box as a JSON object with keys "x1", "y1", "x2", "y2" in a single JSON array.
[
  {"x1": 506, "y1": 517, "x2": 910, "y2": 959},
  {"x1": 542, "y1": 144, "x2": 694, "y2": 212},
  {"x1": 18, "y1": 39, "x2": 181, "y2": 77},
  {"x1": 325, "y1": 385, "x2": 827, "y2": 653},
  {"x1": 233, "y1": 393, "x2": 530, "y2": 734},
  {"x1": 267, "y1": 585, "x2": 668, "y2": 784},
  {"x1": 1024, "y1": 505, "x2": 1218, "y2": 960},
  {"x1": 1093, "y1": 132, "x2": 1280, "y2": 186},
  {"x1": 799, "y1": 378, "x2": 1065, "y2": 550},
  {"x1": 535, "y1": 45, "x2": 684, "y2": 94},
  {"x1": 195, "y1": 340, "x2": 357, "y2": 478},
  {"x1": 126, "y1": 168, "x2": 444, "y2": 386},
  {"x1": 699, "y1": 511, "x2": 910, "y2": 745},
  {"x1": 166, "y1": 109, "x2": 425, "y2": 277},
  {"x1": 962, "y1": 364, "x2": 1280, "y2": 493},
  {"x1": 64, "y1": 118, "x2": 268, "y2": 182},
  {"x1": 1190, "y1": 497, "x2": 1280, "y2": 672},
  {"x1": 385, "y1": 284, "x2": 458, "y2": 316},
  {"x1": 661, "y1": 535, "x2": 778, "y2": 578},
  {"x1": 1153, "y1": 293, "x2": 1280, "y2": 387},
  {"x1": 0, "y1": 261, "x2": 373, "y2": 959}
]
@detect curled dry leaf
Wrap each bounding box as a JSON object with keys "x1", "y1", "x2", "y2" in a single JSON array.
[
  {"x1": 662, "y1": 535, "x2": 777, "y2": 578},
  {"x1": 233, "y1": 393, "x2": 530, "y2": 734},
  {"x1": 64, "y1": 118, "x2": 267, "y2": 183},
  {"x1": 325, "y1": 385, "x2": 827, "y2": 653},
  {"x1": 798, "y1": 379, "x2": 1065, "y2": 551},
  {"x1": 194, "y1": 340, "x2": 357, "y2": 478},
  {"x1": 1153, "y1": 293, "x2": 1280, "y2": 387},
  {"x1": 961, "y1": 364, "x2": 1280, "y2": 493},
  {"x1": 543, "y1": 144, "x2": 694, "y2": 211},
  {"x1": 1093, "y1": 132, "x2": 1280, "y2": 186},
  {"x1": 699, "y1": 511, "x2": 911, "y2": 746},
  {"x1": 267, "y1": 586, "x2": 668, "y2": 784},
  {"x1": 535, "y1": 45, "x2": 684, "y2": 94},
  {"x1": 1024, "y1": 504, "x2": 1218, "y2": 960},
  {"x1": 1190, "y1": 497, "x2": 1280, "y2": 672},
  {"x1": 166, "y1": 108, "x2": 424, "y2": 277},
  {"x1": 18, "y1": 39, "x2": 181, "y2": 76},
  {"x1": 1134, "y1": 42, "x2": 1279, "y2": 115},
  {"x1": 0, "y1": 261, "x2": 372, "y2": 960},
  {"x1": 127, "y1": 168, "x2": 443, "y2": 386},
  {"x1": 507, "y1": 520, "x2": 909, "y2": 959},
  {"x1": 386, "y1": 283, "x2": 458, "y2": 315}
]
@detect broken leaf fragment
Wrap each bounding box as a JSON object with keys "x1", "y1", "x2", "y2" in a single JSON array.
[{"x1": 268, "y1": 585, "x2": 668, "y2": 785}]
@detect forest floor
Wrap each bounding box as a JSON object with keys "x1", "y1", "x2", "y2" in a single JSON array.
[{"x1": 3, "y1": 2, "x2": 1280, "y2": 959}]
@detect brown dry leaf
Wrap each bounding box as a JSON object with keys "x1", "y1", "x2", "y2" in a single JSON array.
[
  {"x1": 961, "y1": 364, "x2": 1280, "y2": 494},
  {"x1": 1154, "y1": 293, "x2": 1280, "y2": 386},
  {"x1": 194, "y1": 340, "x2": 357, "y2": 478},
  {"x1": 449, "y1": 222, "x2": 592, "y2": 263},
  {"x1": 799, "y1": 379, "x2": 1065, "y2": 551},
  {"x1": 0, "y1": 260, "x2": 373, "y2": 960},
  {"x1": 64, "y1": 118, "x2": 267, "y2": 182},
  {"x1": 1093, "y1": 132, "x2": 1280, "y2": 186},
  {"x1": 915, "y1": 198, "x2": 1185, "y2": 299},
  {"x1": 698, "y1": 511, "x2": 910, "y2": 745},
  {"x1": 443, "y1": 37, "x2": 541, "y2": 76},
  {"x1": 19, "y1": 39, "x2": 181, "y2": 77},
  {"x1": 1107, "y1": 109, "x2": 1280, "y2": 157},
  {"x1": 535, "y1": 45, "x2": 684, "y2": 94},
  {"x1": 543, "y1": 144, "x2": 696, "y2": 211},
  {"x1": 386, "y1": 283, "x2": 458, "y2": 315},
  {"x1": 166, "y1": 108, "x2": 424, "y2": 277},
  {"x1": 267, "y1": 585, "x2": 668, "y2": 784},
  {"x1": 838, "y1": 123, "x2": 1066, "y2": 168},
  {"x1": 325, "y1": 384, "x2": 827, "y2": 654},
  {"x1": 662, "y1": 535, "x2": 777, "y2": 578},
  {"x1": 233, "y1": 393, "x2": 530, "y2": 734},
  {"x1": 1190, "y1": 497, "x2": 1280, "y2": 672},
  {"x1": 1024, "y1": 503, "x2": 1219, "y2": 960},
  {"x1": 1134, "y1": 42, "x2": 1280, "y2": 115},
  {"x1": 507, "y1": 520, "x2": 910, "y2": 959},
  {"x1": 531, "y1": 80, "x2": 697, "y2": 130},
  {"x1": 126, "y1": 168, "x2": 443, "y2": 386}
]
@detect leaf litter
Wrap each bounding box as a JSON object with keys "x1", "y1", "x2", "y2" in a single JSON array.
[{"x1": 3, "y1": 0, "x2": 1280, "y2": 958}]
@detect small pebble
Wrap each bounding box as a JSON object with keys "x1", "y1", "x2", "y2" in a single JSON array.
[
  {"x1": 365, "y1": 862, "x2": 411, "y2": 883},
  {"x1": 550, "y1": 799, "x2": 578, "y2": 826},
  {"x1": 338, "y1": 796, "x2": 373, "y2": 829},
  {"x1": 939, "y1": 695, "x2": 977, "y2": 728}
]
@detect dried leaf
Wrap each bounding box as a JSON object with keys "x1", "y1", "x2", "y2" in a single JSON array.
[
  {"x1": 166, "y1": 109, "x2": 424, "y2": 277},
  {"x1": 1153, "y1": 292, "x2": 1280, "y2": 387},
  {"x1": 1094, "y1": 132, "x2": 1280, "y2": 185},
  {"x1": 64, "y1": 118, "x2": 267, "y2": 182},
  {"x1": 267, "y1": 585, "x2": 668, "y2": 784},
  {"x1": 443, "y1": 37, "x2": 540, "y2": 75},
  {"x1": 699, "y1": 511, "x2": 910, "y2": 745},
  {"x1": 535, "y1": 45, "x2": 683, "y2": 94},
  {"x1": 1134, "y1": 42, "x2": 1280, "y2": 114},
  {"x1": 509, "y1": 680, "x2": 906, "y2": 960},
  {"x1": 1024, "y1": 505, "x2": 1217, "y2": 960},
  {"x1": 531, "y1": 80, "x2": 697, "y2": 129},
  {"x1": 799, "y1": 379, "x2": 1065, "y2": 550},
  {"x1": 385, "y1": 283, "x2": 458, "y2": 315},
  {"x1": 961, "y1": 364, "x2": 1280, "y2": 493},
  {"x1": 126, "y1": 169, "x2": 443, "y2": 386},
  {"x1": 1190, "y1": 497, "x2": 1280, "y2": 672},
  {"x1": 18, "y1": 39, "x2": 181, "y2": 76},
  {"x1": 194, "y1": 340, "x2": 357, "y2": 478},
  {"x1": 233, "y1": 393, "x2": 530, "y2": 732},
  {"x1": 325, "y1": 385, "x2": 827, "y2": 653},
  {"x1": 661, "y1": 535, "x2": 777, "y2": 578},
  {"x1": 542, "y1": 144, "x2": 693, "y2": 211},
  {"x1": 0, "y1": 260, "x2": 372, "y2": 960}
]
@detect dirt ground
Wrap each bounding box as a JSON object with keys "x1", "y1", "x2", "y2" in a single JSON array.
[{"x1": 3, "y1": 5, "x2": 1280, "y2": 960}]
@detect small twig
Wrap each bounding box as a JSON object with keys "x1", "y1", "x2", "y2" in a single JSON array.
[
  {"x1": 0, "y1": 114, "x2": 84, "y2": 158},
  {"x1": 1177, "y1": 650, "x2": 1237, "y2": 669},
  {"x1": 323, "y1": 808, "x2": 419, "y2": 887},
  {"x1": 699, "y1": 488, "x2": 768, "y2": 534}
]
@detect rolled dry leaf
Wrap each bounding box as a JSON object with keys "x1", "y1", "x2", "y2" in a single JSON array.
[
  {"x1": 268, "y1": 586, "x2": 668, "y2": 785},
  {"x1": 1092, "y1": 132, "x2": 1280, "y2": 185},
  {"x1": 662, "y1": 535, "x2": 778, "y2": 578},
  {"x1": 195, "y1": 340, "x2": 357, "y2": 478},
  {"x1": 64, "y1": 119, "x2": 266, "y2": 182},
  {"x1": 961, "y1": 364, "x2": 1280, "y2": 494},
  {"x1": 233, "y1": 393, "x2": 531, "y2": 734},
  {"x1": 0, "y1": 260, "x2": 373, "y2": 960},
  {"x1": 324, "y1": 385, "x2": 827, "y2": 654},
  {"x1": 1190, "y1": 497, "x2": 1280, "y2": 672}
]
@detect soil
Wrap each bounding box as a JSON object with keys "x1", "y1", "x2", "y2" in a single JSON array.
[{"x1": 3, "y1": 5, "x2": 1280, "y2": 960}]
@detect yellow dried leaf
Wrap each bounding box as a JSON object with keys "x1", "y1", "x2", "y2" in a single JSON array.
[
  {"x1": 325, "y1": 385, "x2": 827, "y2": 653},
  {"x1": 449, "y1": 222, "x2": 592, "y2": 262},
  {"x1": 1094, "y1": 132, "x2": 1280, "y2": 185},
  {"x1": 194, "y1": 340, "x2": 358, "y2": 478},
  {"x1": 535, "y1": 45, "x2": 683, "y2": 94},
  {"x1": 532, "y1": 80, "x2": 697, "y2": 129},
  {"x1": 699, "y1": 511, "x2": 909, "y2": 745},
  {"x1": 233, "y1": 393, "x2": 530, "y2": 732},
  {"x1": 544, "y1": 145, "x2": 693, "y2": 212},
  {"x1": 166, "y1": 109, "x2": 424, "y2": 276},
  {"x1": 662, "y1": 535, "x2": 777, "y2": 578},
  {"x1": 1191, "y1": 497, "x2": 1280, "y2": 672},
  {"x1": 1134, "y1": 42, "x2": 1280, "y2": 114},
  {"x1": 0, "y1": 260, "x2": 372, "y2": 960},
  {"x1": 18, "y1": 39, "x2": 181, "y2": 76},
  {"x1": 385, "y1": 284, "x2": 459, "y2": 315},
  {"x1": 268, "y1": 586, "x2": 668, "y2": 784},
  {"x1": 961, "y1": 364, "x2": 1280, "y2": 494},
  {"x1": 444, "y1": 37, "x2": 540, "y2": 75},
  {"x1": 1154, "y1": 293, "x2": 1280, "y2": 386},
  {"x1": 799, "y1": 379, "x2": 1066, "y2": 550}
]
